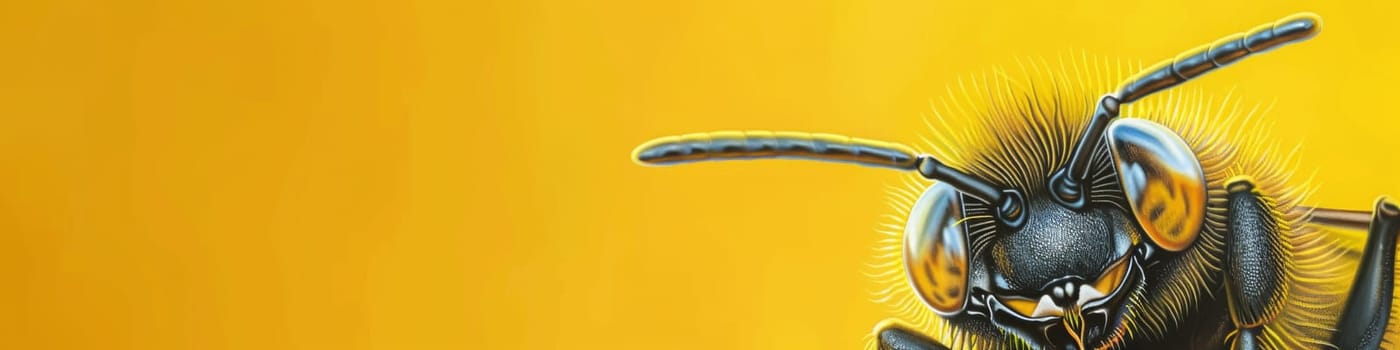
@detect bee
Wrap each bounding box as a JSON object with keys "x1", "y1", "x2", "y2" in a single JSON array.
[{"x1": 631, "y1": 13, "x2": 1398, "y2": 350}]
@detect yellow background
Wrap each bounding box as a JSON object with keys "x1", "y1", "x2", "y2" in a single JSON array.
[{"x1": 1, "y1": 0, "x2": 1397, "y2": 349}]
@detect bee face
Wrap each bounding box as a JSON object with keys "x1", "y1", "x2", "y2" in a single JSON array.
[
  {"x1": 985, "y1": 199, "x2": 1146, "y2": 348},
  {"x1": 903, "y1": 118, "x2": 1207, "y2": 348},
  {"x1": 985, "y1": 198, "x2": 1135, "y2": 293},
  {"x1": 906, "y1": 172, "x2": 1147, "y2": 348}
]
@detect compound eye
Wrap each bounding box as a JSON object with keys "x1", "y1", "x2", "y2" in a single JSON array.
[
  {"x1": 1106, "y1": 119, "x2": 1206, "y2": 252},
  {"x1": 904, "y1": 182, "x2": 970, "y2": 315}
]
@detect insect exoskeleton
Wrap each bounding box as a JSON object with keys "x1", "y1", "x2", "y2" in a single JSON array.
[{"x1": 634, "y1": 13, "x2": 1400, "y2": 350}]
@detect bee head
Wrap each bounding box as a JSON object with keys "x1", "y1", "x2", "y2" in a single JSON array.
[{"x1": 902, "y1": 129, "x2": 1189, "y2": 348}]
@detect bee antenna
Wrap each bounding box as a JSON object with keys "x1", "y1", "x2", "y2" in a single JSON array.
[
  {"x1": 918, "y1": 156, "x2": 1025, "y2": 226},
  {"x1": 1052, "y1": 12, "x2": 1321, "y2": 207},
  {"x1": 632, "y1": 130, "x2": 1025, "y2": 226}
]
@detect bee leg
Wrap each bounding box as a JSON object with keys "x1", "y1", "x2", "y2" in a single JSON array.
[
  {"x1": 1222, "y1": 178, "x2": 1291, "y2": 349},
  {"x1": 1331, "y1": 198, "x2": 1400, "y2": 350},
  {"x1": 876, "y1": 325, "x2": 951, "y2": 350}
]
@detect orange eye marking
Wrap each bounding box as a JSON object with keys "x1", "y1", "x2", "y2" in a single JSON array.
[
  {"x1": 1092, "y1": 254, "x2": 1132, "y2": 296},
  {"x1": 1000, "y1": 296, "x2": 1041, "y2": 317}
]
